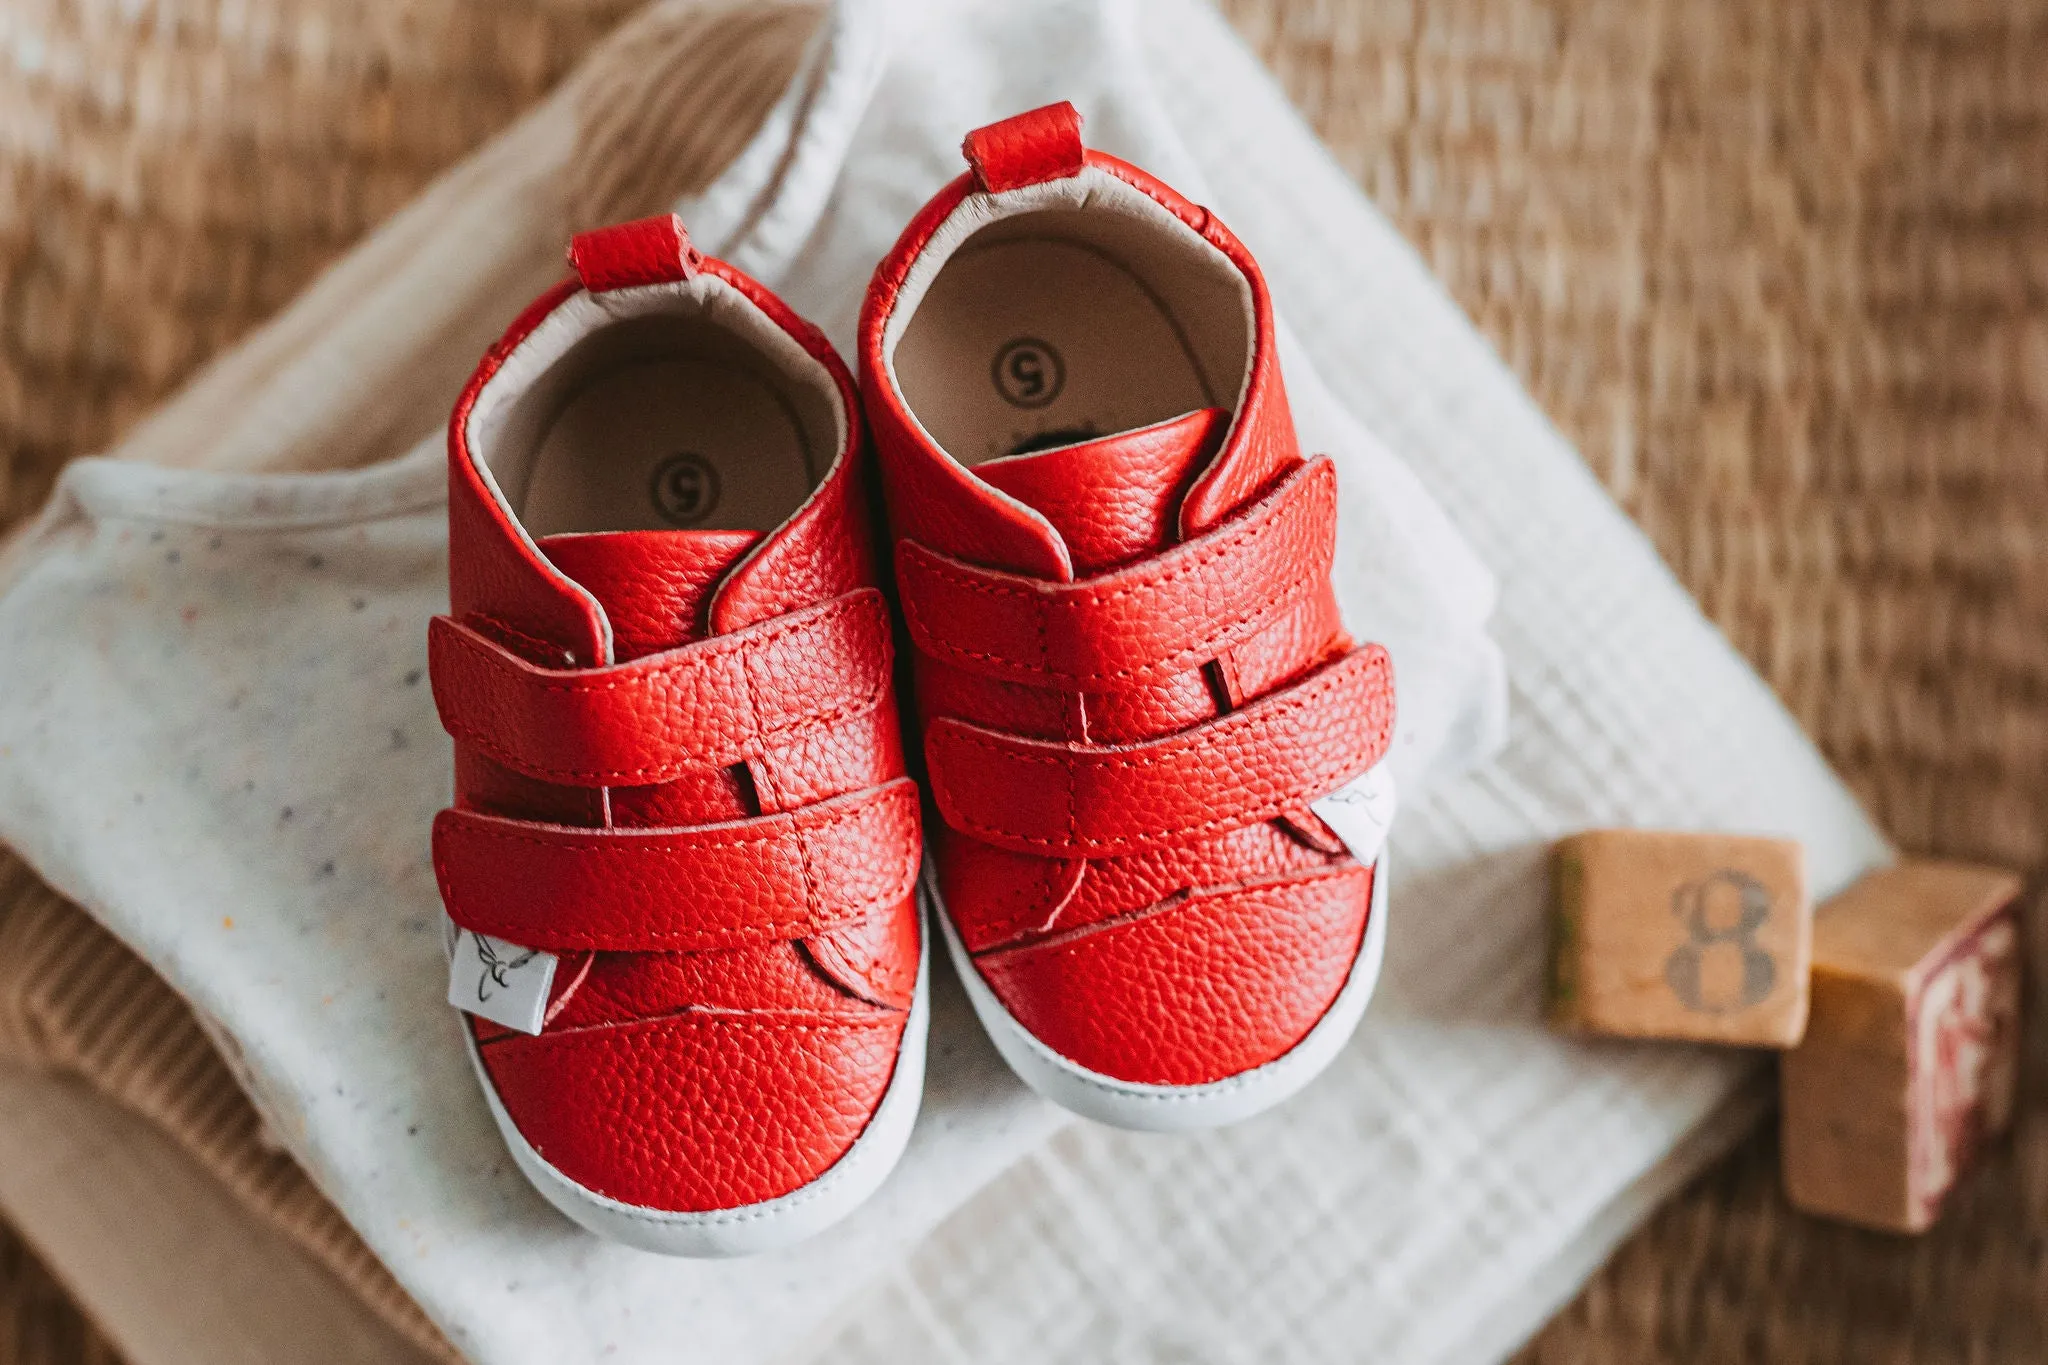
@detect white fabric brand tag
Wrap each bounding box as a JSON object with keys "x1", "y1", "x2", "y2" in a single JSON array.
[
  {"x1": 1310, "y1": 763, "x2": 1398, "y2": 866},
  {"x1": 447, "y1": 930, "x2": 557, "y2": 1036}
]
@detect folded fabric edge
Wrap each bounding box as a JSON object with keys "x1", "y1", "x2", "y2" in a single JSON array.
[
  {"x1": 0, "y1": 1064, "x2": 443, "y2": 1365},
  {"x1": 0, "y1": 853, "x2": 466, "y2": 1363}
]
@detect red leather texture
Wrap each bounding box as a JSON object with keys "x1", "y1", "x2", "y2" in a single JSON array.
[
  {"x1": 962, "y1": 100, "x2": 1085, "y2": 193},
  {"x1": 428, "y1": 589, "x2": 892, "y2": 786},
  {"x1": 539, "y1": 529, "x2": 759, "y2": 660},
  {"x1": 433, "y1": 778, "x2": 921, "y2": 953},
  {"x1": 438, "y1": 237, "x2": 920, "y2": 1215},
  {"x1": 567, "y1": 213, "x2": 703, "y2": 292},
  {"x1": 482, "y1": 1004, "x2": 901, "y2": 1217},
  {"x1": 860, "y1": 121, "x2": 1390, "y2": 1089},
  {"x1": 926, "y1": 644, "x2": 1392, "y2": 858},
  {"x1": 977, "y1": 864, "x2": 1374, "y2": 1086},
  {"x1": 895, "y1": 455, "x2": 1339, "y2": 690}
]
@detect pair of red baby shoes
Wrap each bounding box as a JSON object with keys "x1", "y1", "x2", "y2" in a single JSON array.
[{"x1": 430, "y1": 103, "x2": 1397, "y2": 1256}]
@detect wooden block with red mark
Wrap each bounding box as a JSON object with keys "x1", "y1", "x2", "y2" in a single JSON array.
[
  {"x1": 1780, "y1": 861, "x2": 2024, "y2": 1233},
  {"x1": 1548, "y1": 829, "x2": 1811, "y2": 1046}
]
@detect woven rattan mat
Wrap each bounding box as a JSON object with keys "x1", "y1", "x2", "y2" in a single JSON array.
[{"x1": 6, "y1": 0, "x2": 2047, "y2": 1360}]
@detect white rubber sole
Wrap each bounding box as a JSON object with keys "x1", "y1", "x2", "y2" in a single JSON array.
[
  {"x1": 460, "y1": 929, "x2": 929, "y2": 1257},
  {"x1": 932, "y1": 857, "x2": 1388, "y2": 1133}
]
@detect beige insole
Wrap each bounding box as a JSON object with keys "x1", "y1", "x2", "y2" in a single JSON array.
[
  {"x1": 894, "y1": 238, "x2": 1215, "y2": 465},
  {"x1": 520, "y1": 357, "x2": 817, "y2": 536}
]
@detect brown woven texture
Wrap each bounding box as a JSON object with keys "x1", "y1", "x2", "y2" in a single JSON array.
[
  {"x1": 3, "y1": 0, "x2": 2046, "y2": 1361},
  {"x1": 0, "y1": 0, "x2": 656, "y2": 532}
]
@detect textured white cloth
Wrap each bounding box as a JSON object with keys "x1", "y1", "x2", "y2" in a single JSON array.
[{"x1": 0, "y1": 2, "x2": 1889, "y2": 1363}]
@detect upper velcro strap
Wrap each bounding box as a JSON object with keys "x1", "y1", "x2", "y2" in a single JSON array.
[
  {"x1": 430, "y1": 589, "x2": 891, "y2": 787},
  {"x1": 926, "y1": 643, "x2": 1394, "y2": 858},
  {"x1": 432, "y1": 778, "x2": 921, "y2": 953},
  {"x1": 895, "y1": 458, "x2": 1338, "y2": 689}
]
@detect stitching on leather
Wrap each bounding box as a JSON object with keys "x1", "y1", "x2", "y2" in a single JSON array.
[
  {"x1": 1046, "y1": 584, "x2": 1079, "y2": 851},
  {"x1": 467, "y1": 614, "x2": 570, "y2": 665},
  {"x1": 442, "y1": 861, "x2": 917, "y2": 951},
  {"x1": 929, "y1": 649, "x2": 1392, "y2": 852},
  {"x1": 448, "y1": 781, "x2": 915, "y2": 853},
  {"x1": 737, "y1": 622, "x2": 819, "y2": 922},
  {"x1": 929, "y1": 872, "x2": 1381, "y2": 1108},
  {"x1": 487, "y1": 996, "x2": 922, "y2": 1229},
  {"x1": 441, "y1": 680, "x2": 888, "y2": 783},
  {"x1": 435, "y1": 600, "x2": 893, "y2": 782},
  {"x1": 733, "y1": 612, "x2": 783, "y2": 810},
  {"x1": 944, "y1": 648, "x2": 1384, "y2": 774},
  {"x1": 897, "y1": 464, "x2": 1332, "y2": 684},
  {"x1": 499, "y1": 1009, "x2": 902, "y2": 1048},
  {"x1": 436, "y1": 846, "x2": 917, "y2": 951},
  {"x1": 446, "y1": 594, "x2": 878, "y2": 696},
  {"x1": 435, "y1": 787, "x2": 921, "y2": 951},
  {"x1": 974, "y1": 862, "x2": 1368, "y2": 964},
  {"x1": 912, "y1": 462, "x2": 1329, "y2": 611},
  {"x1": 482, "y1": 1006, "x2": 914, "y2": 1224},
  {"x1": 902, "y1": 556, "x2": 1325, "y2": 686}
]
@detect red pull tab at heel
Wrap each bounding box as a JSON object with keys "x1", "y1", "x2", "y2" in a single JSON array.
[
  {"x1": 963, "y1": 101, "x2": 1086, "y2": 193},
  {"x1": 568, "y1": 213, "x2": 703, "y2": 292}
]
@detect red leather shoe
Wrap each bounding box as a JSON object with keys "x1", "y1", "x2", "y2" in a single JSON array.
[
  {"x1": 431, "y1": 215, "x2": 924, "y2": 1254},
  {"x1": 859, "y1": 105, "x2": 1394, "y2": 1130}
]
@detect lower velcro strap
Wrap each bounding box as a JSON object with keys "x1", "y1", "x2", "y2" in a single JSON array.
[
  {"x1": 433, "y1": 778, "x2": 921, "y2": 953},
  {"x1": 925, "y1": 644, "x2": 1393, "y2": 858}
]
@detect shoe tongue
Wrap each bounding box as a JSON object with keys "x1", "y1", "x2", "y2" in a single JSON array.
[
  {"x1": 538, "y1": 529, "x2": 761, "y2": 661},
  {"x1": 976, "y1": 408, "x2": 1230, "y2": 574}
]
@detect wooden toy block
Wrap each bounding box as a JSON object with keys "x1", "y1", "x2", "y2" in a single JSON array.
[
  {"x1": 1780, "y1": 861, "x2": 2023, "y2": 1233},
  {"x1": 1548, "y1": 829, "x2": 1810, "y2": 1045}
]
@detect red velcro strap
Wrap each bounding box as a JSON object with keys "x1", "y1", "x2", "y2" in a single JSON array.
[
  {"x1": 568, "y1": 213, "x2": 703, "y2": 292},
  {"x1": 430, "y1": 589, "x2": 891, "y2": 787},
  {"x1": 896, "y1": 457, "x2": 1338, "y2": 689},
  {"x1": 963, "y1": 101, "x2": 1085, "y2": 193},
  {"x1": 926, "y1": 644, "x2": 1394, "y2": 858},
  {"x1": 433, "y1": 779, "x2": 921, "y2": 953}
]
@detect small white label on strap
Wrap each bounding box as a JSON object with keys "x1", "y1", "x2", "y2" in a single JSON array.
[
  {"x1": 1310, "y1": 763, "x2": 1397, "y2": 866},
  {"x1": 447, "y1": 930, "x2": 556, "y2": 1036}
]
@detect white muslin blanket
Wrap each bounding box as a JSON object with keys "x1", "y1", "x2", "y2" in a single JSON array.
[{"x1": 0, "y1": 2, "x2": 1889, "y2": 1362}]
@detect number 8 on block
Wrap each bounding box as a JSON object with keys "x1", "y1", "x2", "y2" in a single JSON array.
[{"x1": 1548, "y1": 828, "x2": 1813, "y2": 1047}]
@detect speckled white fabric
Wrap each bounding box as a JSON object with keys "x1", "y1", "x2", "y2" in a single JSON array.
[{"x1": 0, "y1": 2, "x2": 1889, "y2": 1364}]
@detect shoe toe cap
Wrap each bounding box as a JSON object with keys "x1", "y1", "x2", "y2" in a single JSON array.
[
  {"x1": 478, "y1": 1005, "x2": 906, "y2": 1212},
  {"x1": 974, "y1": 864, "x2": 1374, "y2": 1087}
]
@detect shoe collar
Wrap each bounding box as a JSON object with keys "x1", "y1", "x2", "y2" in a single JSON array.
[
  {"x1": 449, "y1": 217, "x2": 869, "y2": 667},
  {"x1": 860, "y1": 132, "x2": 1299, "y2": 583}
]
